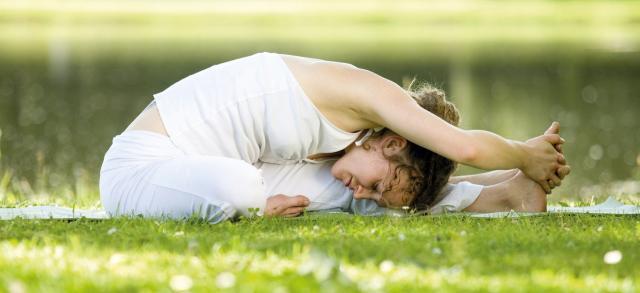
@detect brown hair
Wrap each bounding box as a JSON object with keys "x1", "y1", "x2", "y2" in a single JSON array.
[{"x1": 367, "y1": 82, "x2": 460, "y2": 210}]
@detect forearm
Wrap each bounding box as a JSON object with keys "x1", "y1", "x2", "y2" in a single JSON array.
[{"x1": 461, "y1": 130, "x2": 527, "y2": 171}]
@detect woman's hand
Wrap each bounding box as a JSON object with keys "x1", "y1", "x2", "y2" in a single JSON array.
[
  {"x1": 264, "y1": 194, "x2": 310, "y2": 217},
  {"x1": 552, "y1": 165, "x2": 572, "y2": 188},
  {"x1": 522, "y1": 122, "x2": 567, "y2": 193},
  {"x1": 542, "y1": 121, "x2": 571, "y2": 191}
]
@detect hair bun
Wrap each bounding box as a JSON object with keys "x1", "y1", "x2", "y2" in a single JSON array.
[{"x1": 408, "y1": 84, "x2": 460, "y2": 126}]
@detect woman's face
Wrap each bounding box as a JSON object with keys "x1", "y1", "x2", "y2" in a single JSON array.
[{"x1": 331, "y1": 135, "x2": 413, "y2": 208}]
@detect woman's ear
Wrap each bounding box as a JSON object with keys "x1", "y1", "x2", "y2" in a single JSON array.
[{"x1": 382, "y1": 135, "x2": 407, "y2": 157}]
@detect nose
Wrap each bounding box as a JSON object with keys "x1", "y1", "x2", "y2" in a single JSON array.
[
  {"x1": 352, "y1": 185, "x2": 375, "y2": 200},
  {"x1": 353, "y1": 191, "x2": 366, "y2": 200}
]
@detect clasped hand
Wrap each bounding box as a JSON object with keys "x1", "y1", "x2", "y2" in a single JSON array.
[{"x1": 522, "y1": 122, "x2": 572, "y2": 193}]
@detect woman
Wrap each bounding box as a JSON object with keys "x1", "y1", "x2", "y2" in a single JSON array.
[{"x1": 100, "y1": 52, "x2": 566, "y2": 222}]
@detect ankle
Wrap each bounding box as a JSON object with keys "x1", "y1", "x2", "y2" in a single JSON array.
[{"x1": 495, "y1": 183, "x2": 516, "y2": 211}]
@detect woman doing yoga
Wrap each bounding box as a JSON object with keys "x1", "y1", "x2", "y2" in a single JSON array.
[{"x1": 100, "y1": 52, "x2": 568, "y2": 222}]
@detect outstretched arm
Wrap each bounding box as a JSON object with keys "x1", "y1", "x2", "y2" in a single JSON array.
[
  {"x1": 449, "y1": 121, "x2": 571, "y2": 190},
  {"x1": 341, "y1": 68, "x2": 564, "y2": 191}
]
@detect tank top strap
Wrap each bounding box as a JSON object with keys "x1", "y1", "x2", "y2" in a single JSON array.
[{"x1": 354, "y1": 127, "x2": 385, "y2": 147}]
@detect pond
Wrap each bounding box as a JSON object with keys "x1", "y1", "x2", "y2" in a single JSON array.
[{"x1": 0, "y1": 43, "x2": 638, "y2": 200}]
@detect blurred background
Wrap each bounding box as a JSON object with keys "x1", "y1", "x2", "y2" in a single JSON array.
[{"x1": 0, "y1": 0, "x2": 639, "y2": 206}]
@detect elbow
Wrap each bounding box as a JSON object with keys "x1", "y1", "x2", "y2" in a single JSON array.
[{"x1": 458, "y1": 144, "x2": 479, "y2": 165}]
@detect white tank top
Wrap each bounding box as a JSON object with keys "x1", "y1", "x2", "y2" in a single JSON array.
[{"x1": 154, "y1": 52, "x2": 364, "y2": 164}]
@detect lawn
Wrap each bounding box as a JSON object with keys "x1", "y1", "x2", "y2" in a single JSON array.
[{"x1": 1, "y1": 213, "x2": 638, "y2": 292}]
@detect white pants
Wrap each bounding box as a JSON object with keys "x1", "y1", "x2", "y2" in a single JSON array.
[
  {"x1": 100, "y1": 131, "x2": 483, "y2": 223},
  {"x1": 99, "y1": 131, "x2": 267, "y2": 223}
]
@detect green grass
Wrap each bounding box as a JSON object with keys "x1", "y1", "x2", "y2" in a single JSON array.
[{"x1": 0, "y1": 214, "x2": 638, "y2": 292}]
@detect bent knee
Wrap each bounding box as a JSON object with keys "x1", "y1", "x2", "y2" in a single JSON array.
[{"x1": 152, "y1": 156, "x2": 267, "y2": 215}]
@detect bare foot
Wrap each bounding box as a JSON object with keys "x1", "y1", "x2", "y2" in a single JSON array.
[{"x1": 504, "y1": 171, "x2": 547, "y2": 212}]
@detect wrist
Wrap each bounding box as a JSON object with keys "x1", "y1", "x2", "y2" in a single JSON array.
[{"x1": 512, "y1": 140, "x2": 529, "y2": 170}]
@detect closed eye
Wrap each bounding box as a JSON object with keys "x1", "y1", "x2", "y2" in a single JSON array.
[{"x1": 373, "y1": 182, "x2": 381, "y2": 193}]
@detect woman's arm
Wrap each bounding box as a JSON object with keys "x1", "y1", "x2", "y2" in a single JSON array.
[
  {"x1": 338, "y1": 67, "x2": 564, "y2": 192},
  {"x1": 264, "y1": 194, "x2": 310, "y2": 217}
]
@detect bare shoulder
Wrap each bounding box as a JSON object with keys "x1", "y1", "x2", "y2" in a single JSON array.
[
  {"x1": 279, "y1": 53, "x2": 357, "y2": 71},
  {"x1": 279, "y1": 54, "x2": 405, "y2": 131},
  {"x1": 278, "y1": 54, "x2": 363, "y2": 91}
]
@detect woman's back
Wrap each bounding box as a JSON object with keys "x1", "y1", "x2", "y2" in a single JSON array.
[{"x1": 150, "y1": 52, "x2": 363, "y2": 164}]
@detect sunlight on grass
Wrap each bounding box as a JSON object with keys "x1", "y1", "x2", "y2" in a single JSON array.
[
  {"x1": 1, "y1": 222, "x2": 637, "y2": 292},
  {"x1": 2, "y1": 215, "x2": 640, "y2": 291}
]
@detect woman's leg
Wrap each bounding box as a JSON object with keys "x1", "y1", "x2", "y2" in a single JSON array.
[
  {"x1": 449, "y1": 169, "x2": 519, "y2": 185},
  {"x1": 103, "y1": 155, "x2": 266, "y2": 223},
  {"x1": 100, "y1": 132, "x2": 266, "y2": 223},
  {"x1": 460, "y1": 164, "x2": 571, "y2": 212},
  {"x1": 147, "y1": 156, "x2": 267, "y2": 219},
  {"x1": 462, "y1": 171, "x2": 546, "y2": 212}
]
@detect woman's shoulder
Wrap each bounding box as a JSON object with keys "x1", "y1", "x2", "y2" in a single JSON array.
[
  {"x1": 279, "y1": 54, "x2": 385, "y2": 131},
  {"x1": 277, "y1": 53, "x2": 356, "y2": 69}
]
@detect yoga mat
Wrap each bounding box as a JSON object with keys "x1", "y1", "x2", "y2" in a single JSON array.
[
  {"x1": 0, "y1": 206, "x2": 109, "y2": 220},
  {"x1": 0, "y1": 197, "x2": 638, "y2": 220},
  {"x1": 469, "y1": 197, "x2": 640, "y2": 218}
]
